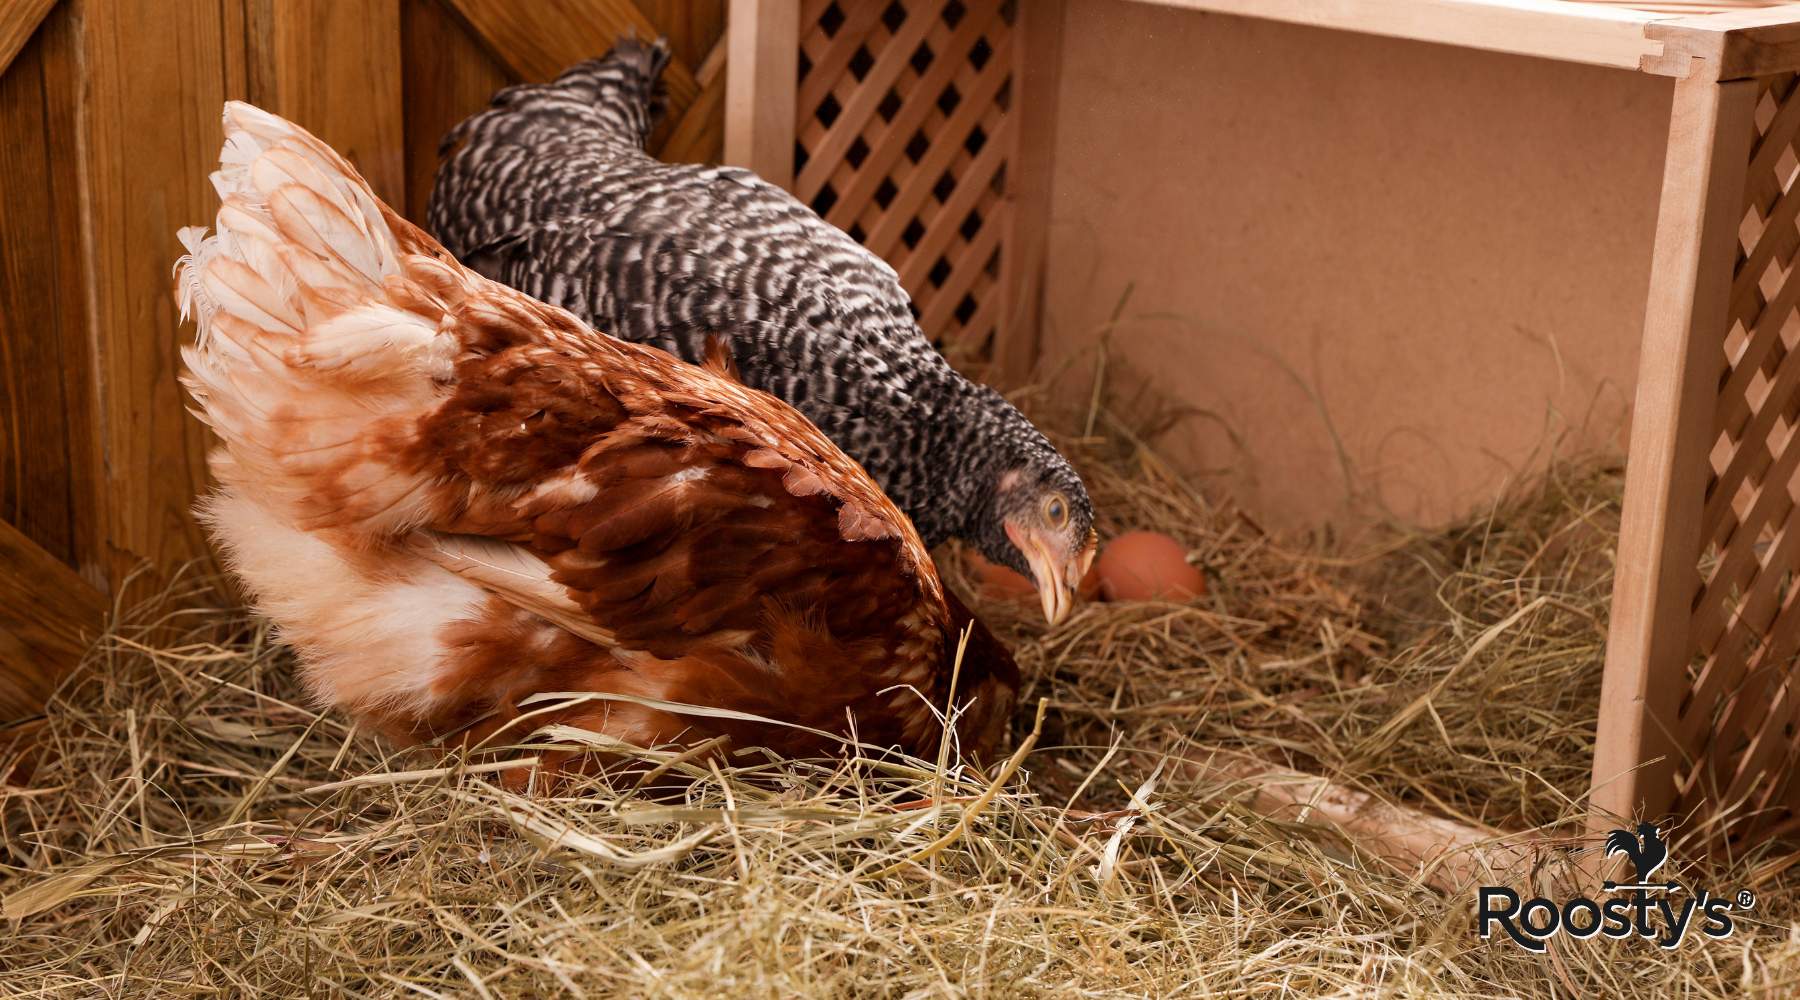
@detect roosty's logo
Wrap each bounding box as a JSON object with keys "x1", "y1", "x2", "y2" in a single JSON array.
[{"x1": 1476, "y1": 824, "x2": 1755, "y2": 952}]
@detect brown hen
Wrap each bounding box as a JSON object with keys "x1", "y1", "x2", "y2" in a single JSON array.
[{"x1": 177, "y1": 103, "x2": 1018, "y2": 775}]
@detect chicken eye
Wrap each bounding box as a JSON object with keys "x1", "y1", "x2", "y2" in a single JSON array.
[{"x1": 1044, "y1": 494, "x2": 1068, "y2": 528}]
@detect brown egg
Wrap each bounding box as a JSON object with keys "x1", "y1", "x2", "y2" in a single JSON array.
[{"x1": 1095, "y1": 531, "x2": 1205, "y2": 602}]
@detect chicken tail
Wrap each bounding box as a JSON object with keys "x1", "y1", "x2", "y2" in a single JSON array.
[
  {"x1": 552, "y1": 36, "x2": 672, "y2": 149},
  {"x1": 178, "y1": 101, "x2": 460, "y2": 536}
]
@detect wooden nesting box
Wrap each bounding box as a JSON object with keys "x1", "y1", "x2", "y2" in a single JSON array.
[
  {"x1": 0, "y1": 0, "x2": 730, "y2": 722},
  {"x1": 721, "y1": 0, "x2": 1800, "y2": 845}
]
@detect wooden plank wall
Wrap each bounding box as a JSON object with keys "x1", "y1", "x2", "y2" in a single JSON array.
[
  {"x1": 403, "y1": 0, "x2": 726, "y2": 221},
  {"x1": 248, "y1": 0, "x2": 407, "y2": 206},
  {"x1": 0, "y1": 0, "x2": 727, "y2": 720},
  {"x1": 77, "y1": 0, "x2": 251, "y2": 590},
  {"x1": 0, "y1": 1, "x2": 109, "y2": 726},
  {"x1": 0, "y1": 3, "x2": 96, "y2": 588}
]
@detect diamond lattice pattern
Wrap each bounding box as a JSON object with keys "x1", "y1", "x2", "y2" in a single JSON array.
[
  {"x1": 1681, "y1": 72, "x2": 1800, "y2": 840},
  {"x1": 793, "y1": 0, "x2": 1014, "y2": 349}
]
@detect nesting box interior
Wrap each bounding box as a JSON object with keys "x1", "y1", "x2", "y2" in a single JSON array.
[{"x1": 720, "y1": 0, "x2": 1800, "y2": 847}]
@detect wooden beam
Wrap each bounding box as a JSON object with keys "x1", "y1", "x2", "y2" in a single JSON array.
[
  {"x1": 1173, "y1": 752, "x2": 1544, "y2": 893},
  {"x1": 1125, "y1": 0, "x2": 1672, "y2": 71},
  {"x1": 0, "y1": 0, "x2": 55, "y2": 75},
  {"x1": 247, "y1": 0, "x2": 406, "y2": 206},
  {"x1": 70, "y1": 0, "x2": 246, "y2": 587},
  {"x1": 995, "y1": 0, "x2": 1066, "y2": 386},
  {"x1": 724, "y1": 0, "x2": 798, "y2": 189},
  {"x1": 0, "y1": 520, "x2": 105, "y2": 722},
  {"x1": 662, "y1": 35, "x2": 727, "y2": 165},
  {"x1": 632, "y1": 0, "x2": 727, "y2": 70},
  {"x1": 1591, "y1": 73, "x2": 1758, "y2": 833},
  {"x1": 444, "y1": 0, "x2": 700, "y2": 113},
  {"x1": 1644, "y1": 7, "x2": 1800, "y2": 80}
]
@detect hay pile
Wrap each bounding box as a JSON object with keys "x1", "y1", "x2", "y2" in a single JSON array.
[{"x1": 3, "y1": 431, "x2": 1797, "y2": 998}]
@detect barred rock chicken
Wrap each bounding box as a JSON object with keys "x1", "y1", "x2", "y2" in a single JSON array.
[
  {"x1": 177, "y1": 102, "x2": 1019, "y2": 769},
  {"x1": 429, "y1": 39, "x2": 1095, "y2": 625}
]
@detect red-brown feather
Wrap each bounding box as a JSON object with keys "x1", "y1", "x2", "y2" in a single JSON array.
[{"x1": 181, "y1": 112, "x2": 1017, "y2": 782}]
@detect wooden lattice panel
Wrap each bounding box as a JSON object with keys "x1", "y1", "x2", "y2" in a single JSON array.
[
  {"x1": 1679, "y1": 72, "x2": 1800, "y2": 840},
  {"x1": 792, "y1": 0, "x2": 1015, "y2": 349}
]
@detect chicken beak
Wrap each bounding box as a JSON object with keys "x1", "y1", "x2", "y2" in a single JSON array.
[
  {"x1": 1034, "y1": 553, "x2": 1072, "y2": 626},
  {"x1": 1007, "y1": 522, "x2": 1082, "y2": 626}
]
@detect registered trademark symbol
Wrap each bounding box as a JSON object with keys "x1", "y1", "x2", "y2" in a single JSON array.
[{"x1": 1738, "y1": 890, "x2": 1756, "y2": 909}]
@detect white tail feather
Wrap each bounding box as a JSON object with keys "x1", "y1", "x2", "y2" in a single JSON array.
[
  {"x1": 179, "y1": 101, "x2": 456, "y2": 535},
  {"x1": 177, "y1": 102, "x2": 580, "y2": 719}
]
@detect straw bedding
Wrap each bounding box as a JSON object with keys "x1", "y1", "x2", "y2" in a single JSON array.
[{"x1": 2, "y1": 427, "x2": 1797, "y2": 998}]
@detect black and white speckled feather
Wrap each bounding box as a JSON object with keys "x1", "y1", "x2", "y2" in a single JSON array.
[{"x1": 429, "y1": 39, "x2": 1095, "y2": 619}]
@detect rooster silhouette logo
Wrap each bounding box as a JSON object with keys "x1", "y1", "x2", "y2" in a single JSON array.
[{"x1": 1603, "y1": 822, "x2": 1677, "y2": 892}]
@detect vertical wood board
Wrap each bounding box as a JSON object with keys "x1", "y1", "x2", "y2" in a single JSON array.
[
  {"x1": 995, "y1": 0, "x2": 1066, "y2": 382},
  {"x1": 70, "y1": 0, "x2": 249, "y2": 586},
  {"x1": 400, "y1": 0, "x2": 514, "y2": 223},
  {"x1": 1, "y1": 10, "x2": 83, "y2": 571},
  {"x1": 248, "y1": 0, "x2": 406, "y2": 206},
  {"x1": 725, "y1": 0, "x2": 798, "y2": 187},
  {"x1": 1591, "y1": 73, "x2": 1759, "y2": 831}
]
